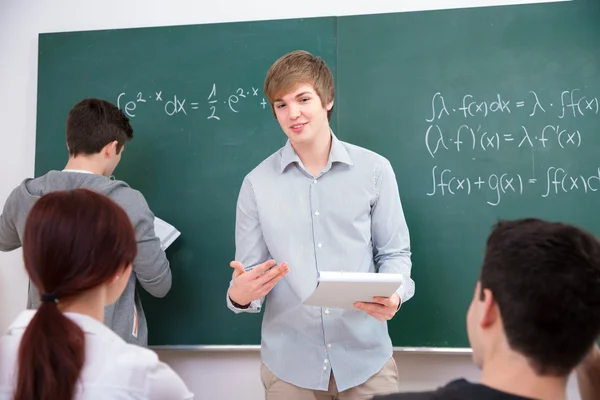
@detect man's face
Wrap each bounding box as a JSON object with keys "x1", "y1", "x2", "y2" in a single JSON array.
[{"x1": 273, "y1": 83, "x2": 333, "y2": 147}]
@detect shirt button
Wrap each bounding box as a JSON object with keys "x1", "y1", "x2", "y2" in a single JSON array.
[
  {"x1": 317, "y1": 242, "x2": 323, "y2": 248},
  {"x1": 324, "y1": 359, "x2": 329, "y2": 364},
  {"x1": 323, "y1": 366, "x2": 327, "y2": 370},
  {"x1": 325, "y1": 309, "x2": 330, "y2": 315},
  {"x1": 327, "y1": 343, "x2": 332, "y2": 348},
  {"x1": 314, "y1": 211, "x2": 320, "y2": 216},
  {"x1": 314, "y1": 179, "x2": 318, "y2": 184}
]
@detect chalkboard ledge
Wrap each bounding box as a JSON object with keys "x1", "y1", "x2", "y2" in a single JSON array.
[{"x1": 150, "y1": 345, "x2": 472, "y2": 354}]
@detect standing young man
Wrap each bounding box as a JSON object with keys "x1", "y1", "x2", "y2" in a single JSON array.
[
  {"x1": 227, "y1": 50, "x2": 414, "y2": 399},
  {"x1": 0, "y1": 98, "x2": 171, "y2": 346}
]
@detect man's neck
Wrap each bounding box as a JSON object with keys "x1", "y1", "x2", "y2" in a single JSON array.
[
  {"x1": 480, "y1": 354, "x2": 567, "y2": 400},
  {"x1": 292, "y1": 128, "x2": 332, "y2": 177},
  {"x1": 576, "y1": 345, "x2": 600, "y2": 400},
  {"x1": 64, "y1": 157, "x2": 105, "y2": 176}
]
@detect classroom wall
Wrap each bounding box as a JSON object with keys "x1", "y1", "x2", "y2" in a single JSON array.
[{"x1": 0, "y1": 0, "x2": 581, "y2": 399}]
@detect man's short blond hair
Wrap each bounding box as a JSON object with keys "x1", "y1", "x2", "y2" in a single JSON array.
[{"x1": 264, "y1": 50, "x2": 335, "y2": 121}]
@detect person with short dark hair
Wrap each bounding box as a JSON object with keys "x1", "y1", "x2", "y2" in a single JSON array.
[
  {"x1": 375, "y1": 218, "x2": 600, "y2": 400},
  {"x1": 0, "y1": 98, "x2": 171, "y2": 346}
]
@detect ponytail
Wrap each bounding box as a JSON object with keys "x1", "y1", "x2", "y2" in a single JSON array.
[
  {"x1": 16, "y1": 188, "x2": 138, "y2": 400},
  {"x1": 13, "y1": 301, "x2": 84, "y2": 400}
]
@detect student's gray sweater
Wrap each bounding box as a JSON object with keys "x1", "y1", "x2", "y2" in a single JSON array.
[{"x1": 0, "y1": 170, "x2": 172, "y2": 346}]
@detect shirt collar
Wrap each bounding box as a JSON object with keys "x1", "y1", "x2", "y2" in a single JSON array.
[
  {"x1": 8, "y1": 310, "x2": 123, "y2": 342},
  {"x1": 62, "y1": 169, "x2": 94, "y2": 174},
  {"x1": 279, "y1": 130, "x2": 353, "y2": 173}
]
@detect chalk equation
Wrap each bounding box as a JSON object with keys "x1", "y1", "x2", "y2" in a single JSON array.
[
  {"x1": 425, "y1": 123, "x2": 582, "y2": 158},
  {"x1": 427, "y1": 89, "x2": 599, "y2": 122},
  {"x1": 427, "y1": 165, "x2": 600, "y2": 206},
  {"x1": 116, "y1": 84, "x2": 269, "y2": 120}
]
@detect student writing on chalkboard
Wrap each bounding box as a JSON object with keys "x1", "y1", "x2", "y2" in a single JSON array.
[
  {"x1": 374, "y1": 218, "x2": 600, "y2": 400},
  {"x1": 0, "y1": 99, "x2": 171, "y2": 347},
  {"x1": 0, "y1": 189, "x2": 193, "y2": 400},
  {"x1": 576, "y1": 344, "x2": 600, "y2": 400},
  {"x1": 226, "y1": 50, "x2": 414, "y2": 399}
]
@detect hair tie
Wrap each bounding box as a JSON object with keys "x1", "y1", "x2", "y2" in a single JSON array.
[{"x1": 40, "y1": 293, "x2": 59, "y2": 304}]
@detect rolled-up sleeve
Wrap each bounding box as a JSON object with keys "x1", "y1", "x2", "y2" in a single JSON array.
[
  {"x1": 371, "y1": 160, "x2": 414, "y2": 305},
  {"x1": 226, "y1": 177, "x2": 270, "y2": 313}
]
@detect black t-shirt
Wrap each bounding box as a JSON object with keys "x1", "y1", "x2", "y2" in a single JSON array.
[{"x1": 373, "y1": 379, "x2": 536, "y2": 400}]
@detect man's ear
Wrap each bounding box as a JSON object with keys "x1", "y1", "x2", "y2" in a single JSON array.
[
  {"x1": 326, "y1": 100, "x2": 334, "y2": 111},
  {"x1": 103, "y1": 140, "x2": 118, "y2": 158},
  {"x1": 480, "y1": 288, "x2": 499, "y2": 328}
]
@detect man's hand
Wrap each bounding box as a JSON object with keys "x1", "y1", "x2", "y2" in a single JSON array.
[
  {"x1": 228, "y1": 259, "x2": 289, "y2": 307},
  {"x1": 354, "y1": 293, "x2": 401, "y2": 321}
]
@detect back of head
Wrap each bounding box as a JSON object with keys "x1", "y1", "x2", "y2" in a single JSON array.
[
  {"x1": 66, "y1": 98, "x2": 133, "y2": 156},
  {"x1": 264, "y1": 50, "x2": 335, "y2": 120},
  {"x1": 481, "y1": 218, "x2": 600, "y2": 375},
  {"x1": 14, "y1": 189, "x2": 137, "y2": 400}
]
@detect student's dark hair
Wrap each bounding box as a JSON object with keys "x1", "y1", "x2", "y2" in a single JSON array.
[
  {"x1": 66, "y1": 98, "x2": 133, "y2": 156},
  {"x1": 13, "y1": 189, "x2": 137, "y2": 400},
  {"x1": 481, "y1": 218, "x2": 600, "y2": 376}
]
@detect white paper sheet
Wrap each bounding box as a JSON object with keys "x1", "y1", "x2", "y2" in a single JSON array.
[{"x1": 153, "y1": 216, "x2": 181, "y2": 251}]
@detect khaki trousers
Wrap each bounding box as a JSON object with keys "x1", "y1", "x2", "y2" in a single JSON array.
[{"x1": 261, "y1": 357, "x2": 400, "y2": 400}]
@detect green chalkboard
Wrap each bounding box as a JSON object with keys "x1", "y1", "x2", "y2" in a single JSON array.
[
  {"x1": 35, "y1": 0, "x2": 600, "y2": 348},
  {"x1": 35, "y1": 17, "x2": 337, "y2": 346},
  {"x1": 337, "y1": 0, "x2": 600, "y2": 347}
]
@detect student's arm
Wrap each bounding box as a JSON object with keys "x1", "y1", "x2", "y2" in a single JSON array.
[
  {"x1": 577, "y1": 344, "x2": 600, "y2": 400},
  {"x1": 371, "y1": 160, "x2": 415, "y2": 306},
  {"x1": 0, "y1": 188, "x2": 23, "y2": 251},
  {"x1": 122, "y1": 189, "x2": 172, "y2": 298},
  {"x1": 227, "y1": 177, "x2": 286, "y2": 313}
]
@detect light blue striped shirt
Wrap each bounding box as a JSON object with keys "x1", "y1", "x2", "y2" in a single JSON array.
[{"x1": 227, "y1": 132, "x2": 414, "y2": 392}]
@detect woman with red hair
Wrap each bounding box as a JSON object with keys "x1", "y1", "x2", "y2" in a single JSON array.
[{"x1": 0, "y1": 189, "x2": 192, "y2": 400}]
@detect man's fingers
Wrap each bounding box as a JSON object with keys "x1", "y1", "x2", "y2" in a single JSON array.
[
  {"x1": 259, "y1": 262, "x2": 289, "y2": 284},
  {"x1": 259, "y1": 279, "x2": 280, "y2": 297},
  {"x1": 374, "y1": 293, "x2": 401, "y2": 310},
  {"x1": 255, "y1": 263, "x2": 289, "y2": 296},
  {"x1": 372, "y1": 296, "x2": 392, "y2": 307},
  {"x1": 354, "y1": 302, "x2": 393, "y2": 321},
  {"x1": 251, "y1": 259, "x2": 278, "y2": 276},
  {"x1": 354, "y1": 302, "x2": 381, "y2": 313},
  {"x1": 230, "y1": 261, "x2": 246, "y2": 278}
]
